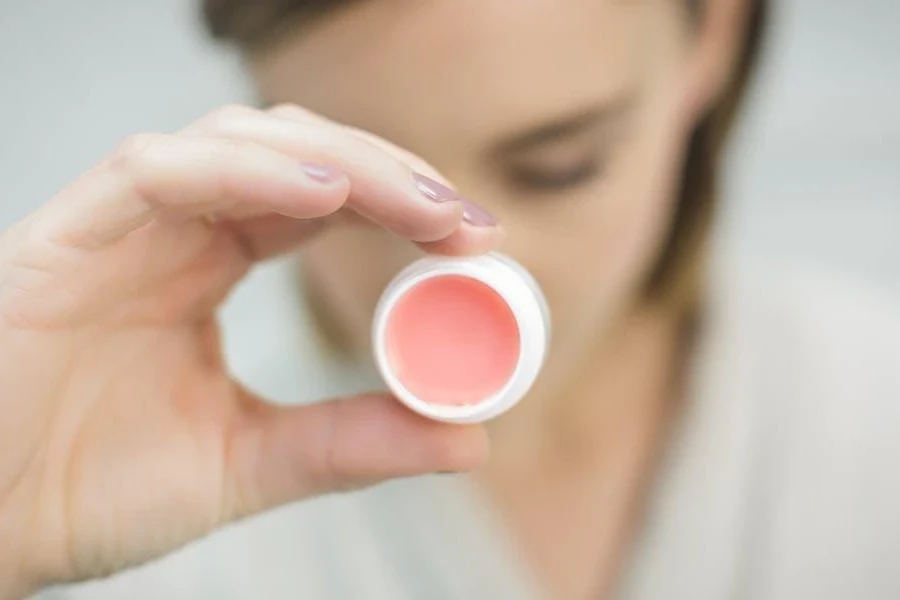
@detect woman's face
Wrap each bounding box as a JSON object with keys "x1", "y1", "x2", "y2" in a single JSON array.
[{"x1": 252, "y1": 0, "x2": 703, "y2": 389}]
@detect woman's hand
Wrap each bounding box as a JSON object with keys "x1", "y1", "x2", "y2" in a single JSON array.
[{"x1": 0, "y1": 104, "x2": 500, "y2": 597}]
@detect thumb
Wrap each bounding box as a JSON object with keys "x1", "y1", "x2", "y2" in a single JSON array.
[{"x1": 221, "y1": 390, "x2": 489, "y2": 520}]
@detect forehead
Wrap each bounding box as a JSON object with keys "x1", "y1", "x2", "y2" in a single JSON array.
[{"x1": 254, "y1": 0, "x2": 649, "y2": 153}]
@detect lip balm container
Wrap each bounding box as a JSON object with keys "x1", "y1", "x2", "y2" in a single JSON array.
[{"x1": 372, "y1": 253, "x2": 550, "y2": 424}]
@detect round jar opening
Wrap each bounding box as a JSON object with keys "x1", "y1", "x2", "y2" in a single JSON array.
[{"x1": 383, "y1": 274, "x2": 521, "y2": 406}]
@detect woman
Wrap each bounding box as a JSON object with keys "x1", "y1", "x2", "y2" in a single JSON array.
[{"x1": 3, "y1": 0, "x2": 900, "y2": 598}]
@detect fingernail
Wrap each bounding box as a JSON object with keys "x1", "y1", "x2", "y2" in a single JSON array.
[
  {"x1": 412, "y1": 172, "x2": 498, "y2": 227},
  {"x1": 300, "y1": 162, "x2": 343, "y2": 184},
  {"x1": 413, "y1": 172, "x2": 458, "y2": 203},
  {"x1": 460, "y1": 199, "x2": 498, "y2": 227}
]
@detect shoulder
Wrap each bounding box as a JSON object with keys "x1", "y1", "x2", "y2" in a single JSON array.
[
  {"x1": 708, "y1": 263, "x2": 900, "y2": 394},
  {"x1": 707, "y1": 264, "x2": 900, "y2": 464},
  {"x1": 627, "y1": 266, "x2": 900, "y2": 600},
  {"x1": 708, "y1": 265, "x2": 900, "y2": 597}
]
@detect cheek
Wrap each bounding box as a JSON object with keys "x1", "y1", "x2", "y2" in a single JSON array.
[
  {"x1": 505, "y1": 106, "x2": 686, "y2": 354},
  {"x1": 518, "y1": 11, "x2": 692, "y2": 348}
]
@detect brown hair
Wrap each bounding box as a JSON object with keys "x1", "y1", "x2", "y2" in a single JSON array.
[
  {"x1": 649, "y1": 2, "x2": 768, "y2": 309},
  {"x1": 202, "y1": 0, "x2": 768, "y2": 311}
]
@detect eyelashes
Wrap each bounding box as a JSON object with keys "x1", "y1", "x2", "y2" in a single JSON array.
[{"x1": 505, "y1": 160, "x2": 605, "y2": 193}]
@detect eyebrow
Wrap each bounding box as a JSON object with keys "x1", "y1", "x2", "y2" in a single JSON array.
[{"x1": 489, "y1": 94, "x2": 635, "y2": 157}]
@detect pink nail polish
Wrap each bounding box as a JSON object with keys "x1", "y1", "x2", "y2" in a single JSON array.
[
  {"x1": 412, "y1": 172, "x2": 498, "y2": 227},
  {"x1": 300, "y1": 162, "x2": 343, "y2": 184}
]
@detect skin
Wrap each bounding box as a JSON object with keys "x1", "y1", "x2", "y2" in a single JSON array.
[{"x1": 0, "y1": 0, "x2": 748, "y2": 598}]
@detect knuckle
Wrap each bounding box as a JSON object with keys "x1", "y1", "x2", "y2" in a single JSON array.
[
  {"x1": 110, "y1": 133, "x2": 161, "y2": 166},
  {"x1": 108, "y1": 133, "x2": 166, "y2": 173},
  {"x1": 269, "y1": 103, "x2": 316, "y2": 121},
  {"x1": 299, "y1": 398, "x2": 354, "y2": 493},
  {"x1": 106, "y1": 133, "x2": 168, "y2": 210},
  {"x1": 211, "y1": 136, "x2": 260, "y2": 161},
  {"x1": 205, "y1": 104, "x2": 257, "y2": 128}
]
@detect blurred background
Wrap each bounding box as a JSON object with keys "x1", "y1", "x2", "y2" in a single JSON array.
[{"x1": 1, "y1": 0, "x2": 898, "y2": 295}]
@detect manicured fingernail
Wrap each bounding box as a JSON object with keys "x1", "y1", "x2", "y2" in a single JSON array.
[
  {"x1": 412, "y1": 172, "x2": 498, "y2": 227},
  {"x1": 300, "y1": 162, "x2": 343, "y2": 184},
  {"x1": 460, "y1": 199, "x2": 497, "y2": 227},
  {"x1": 413, "y1": 172, "x2": 458, "y2": 203}
]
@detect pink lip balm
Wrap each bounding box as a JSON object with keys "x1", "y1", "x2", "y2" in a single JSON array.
[{"x1": 372, "y1": 253, "x2": 550, "y2": 423}]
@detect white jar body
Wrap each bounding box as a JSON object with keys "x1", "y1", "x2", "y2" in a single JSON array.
[{"x1": 372, "y1": 253, "x2": 550, "y2": 424}]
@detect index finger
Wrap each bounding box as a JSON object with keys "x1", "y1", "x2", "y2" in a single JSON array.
[{"x1": 185, "y1": 106, "x2": 503, "y2": 247}]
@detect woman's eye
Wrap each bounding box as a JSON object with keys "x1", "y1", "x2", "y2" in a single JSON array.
[{"x1": 506, "y1": 160, "x2": 603, "y2": 193}]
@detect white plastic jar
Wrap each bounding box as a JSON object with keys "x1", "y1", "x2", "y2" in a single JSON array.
[{"x1": 372, "y1": 253, "x2": 551, "y2": 424}]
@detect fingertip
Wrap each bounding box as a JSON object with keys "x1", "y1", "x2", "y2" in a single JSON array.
[
  {"x1": 408, "y1": 198, "x2": 468, "y2": 243},
  {"x1": 324, "y1": 394, "x2": 490, "y2": 478},
  {"x1": 417, "y1": 221, "x2": 506, "y2": 256},
  {"x1": 430, "y1": 423, "x2": 491, "y2": 472},
  {"x1": 408, "y1": 173, "x2": 498, "y2": 244},
  {"x1": 383, "y1": 409, "x2": 489, "y2": 474},
  {"x1": 225, "y1": 391, "x2": 492, "y2": 519}
]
